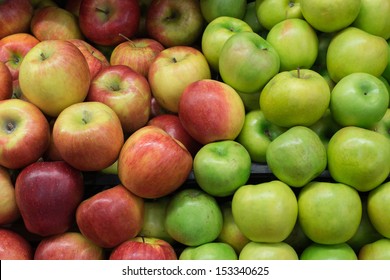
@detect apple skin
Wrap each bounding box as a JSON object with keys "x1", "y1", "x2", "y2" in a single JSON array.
[
  {"x1": 201, "y1": 16, "x2": 253, "y2": 72},
  {"x1": 118, "y1": 125, "x2": 193, "y2": 199},
  {"x1": 148, "y1": 46, "x2": 211, "y2": 113},
  {"x1": 78, "y1": 0, "x2": 140, "y2": 46},
  {"x1": 86, "y1": 65, "x2": 152, "y2": 135},
  {"x1": 178, "y1": 79, "x2": 246, "y2": 145},
  {"x1": 243, "y1": 1, "x2": 264, "y2": 34},
  {"x1": 0, "y1": 99, "x2": 50, "y2": 170},
  {"x1": 110, "y1": 37, "x2": 165, "y2": 78},
  {"x1": 0, "y1": 0, "x2": 34, "y2": 39},
  {"x1": 180, "y1": 242, "x2": 238, "y2": 260},
  {"x1": 15, "y1": 161, "x2": 84, "y2": 237},
  {"x1": 0, "y1": 228, "x2": 33, "y2": 260},
  {"x1": 0, "y1": 166, "x2": 20, "y2": 225},
  {"x1": 65, "y1": 0, "x2": 82, "y2": 17},
  {"x1": 76, "y1": 184, "x2": 144, "y2": 249},
  {"x1": 34, "y1": 232, "x2": 105, "y2": 260},
  {"x1": 109, "y1": 237, "x2": 177, "y2": 260},
  {"x1": 359, "y1": 238, "x2": 390, "y2": 260},
  {"x1": 309, "y1": 109, "x2": 342, "y2": 149},
  {"x1": 300, "y1": 0, "x2": 361, "y2": 33},
  {"x1": 371, "y1": 108, "x2": 390, "y2": 139},
  {"x1": 53, "y1": 101, "x2": 125, "y2": 172},
  {"x1": 239, "y1": 241, "x2": 298, "y2": 260},
  {"x1": 145, "y1": 0, "x2": 204, "y2": 47},
  {"x1": 330, "y1": 72, "x2": 389, "y2": 128},
  {"x1": 200, "y1": 0, "x2": 246, "y2": 23},
  {"x1": 300, "y1": 243, "x2": 358, "y2": 260},
  {"x1": 0, "y1": 61, "x2": 12, "y2": 100},
  {"x1": 326, "y1": 27, "x2": 389, "y2": 83},
  {"x1": 219, "y1": 31, "x2": 280, "y2": 94},
  {"x1": 327, "y1": 126, "x2": 390, "y2": 192},
  {"x1": 19, "y1": 39, "x2": 91, "y2": 118},
  {"x1": 367, "y1": 181, "x2": 390, "y2": 239},
  {"x1": 383, "y1": 41, "x2": 390, "y2": 84}
]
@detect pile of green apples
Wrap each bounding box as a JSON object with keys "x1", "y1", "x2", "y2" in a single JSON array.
[{"x1": 0, "y1": 0, "x2": 389, "y2": 261}]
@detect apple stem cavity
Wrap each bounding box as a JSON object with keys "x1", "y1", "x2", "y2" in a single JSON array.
[
  {"x1": 118, "y1": 33, "x2": 136, "y2": 47},
  {"x1": 5, "y1": 121, "x2": 15, "y2": 134},
  {"x1": 289, "y1": 1, "x2": 295, "y2": 8},
  {"x1": 40, "y1": 52, "x2": 48, "y2": 61},
  {"x1": 297, "y1": 67, "x2": 301, "y2": 79},
  {"x1": 82, "y1": 110, "x2": 92, "y2": 125}
]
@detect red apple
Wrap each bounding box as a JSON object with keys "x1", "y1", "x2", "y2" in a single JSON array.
[
  {"x1": 65, "y1": 0, "x2": 82, "y2": 17},
  {"x1": 0, "y1": 33, "x2": 40, "y2": 81},
  {"x1": 0, "y1": 99, "x2": 50, "y2": 170},
  {"x1": 53, "y1": 101, "x2": 124, "y2": 172},
  {"x1": 0, "y1": 166, "x2": 20, "y2": 225},
  {"x1": 86, "y1": 65, "x2": 152, "y2": 135},
  {"x1": 34, "y1": 232, "x2": 105, "y2": 260},
  {"x1": 15, "y1": 161, "x2": 84, "y2": 237},
  {"x1": 0, "y1": 0, "x2": 33, "y2": 39},
  {"x1": 0, "y1": 228, "x2": 33, "y2": 260},
  {"x1": 76, "y1": 184, "x2": 144, "y2": 249},
  {"x1": 150, "y1": 96, "x2": 169, "y2": 117},
  {"x1": 118, "y1": 125, "x2": 193, "y2": 199},
  {"x1": 178, "y1": 79, "x2": 246, "y2": 145},
  {"x1": 110, "y1": 37, "x2": 165, "y2": 78},
  {"x1": 78, "y1": 0, "x2": 140, "y2": 46},
  {"x1": 43, "y1": 119, "x2": 63, "y2": 162},
  {"x1": 0, "y1": 61, "x2": 12, "y2": 100},
  {"x1": 109, "y1": 236, "x2": 177, "y2": 260},
  {"x1": 148, "y1": 113, "x2": 202, "y2": 156}
]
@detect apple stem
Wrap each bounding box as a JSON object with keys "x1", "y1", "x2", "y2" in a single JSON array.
[
  {"x1": 95, "y1": 7, "x2": 109, "y2": 15},
  {"x1": 118, "y1": 33, "x2": 136, "y2": 47},
  {"x1": 172, "y1": 57, "x2": 177, "y2": 63},
  {"x1": 297, "y1": 67, "x2": 301, "y2": 78},
  {"x1": 141, "y1": 236, "x2": 145, "y2": 243},
  {"x1": 82, "y1": 110, "x2": 91, "y2": 125},
  {"x1": 6, "y1": 121, "x2": 15, "y2": 133},
  {"x1": 288, "y1": 1, "x2": 295, "y2": 8},
  {"x1": 40, "y1": 52, "x2": 47, "y2": 61}
]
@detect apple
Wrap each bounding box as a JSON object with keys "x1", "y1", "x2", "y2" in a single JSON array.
[
  {"x1": 117, "y1": 125, "x2": 193, "y2": 199},
  {"x1": 359, "y1": 238, "x2": 390, "y2": 260},
  {"x1": 110, "y1": 37, "x2": 165, "y2": 78},
  {"x1": 179, "y1": 242, "x2": 237, "y2": 260},
  {"x1": 352, "y1": 0, "x2": 390, "y2": 40},
  {"x1": 0, "y1": 61, "x2": 12, "y2": 100},
  {"x1": 15, "y1": 160, "x2": 84, "y2": 237},
  {"x1": 0, "y1": 98, "x2": 50, "y2": 170},
  {"x1": 299, "y1": 0, "x2": 361, "y2": 33},
  {"x1": 239, "y1": 241, "x2": 298, "y2": 260},
  {"x1": 0, "y1": 228, "x2": 33, "y2": 260},
  {"x1": 255, "y1": 0, "x2": 302, "y2": 31},
  {"x1": 78, "y1": 0, "x2": 140, "y2": 46},
  {"x1": 0, "y1": 0, "x2": 33, "y2": 39},
  {"x1": 312, "y1": 32, "x2": 335, "y2": 73},
  {"x1": 53, "y1": 101, "x2": 124, "y2": 172},
  {"x1": 259, "y1": 69, "x2": 331, "y2": 128},
  {"x1": 266, "y1": 126, "x2": 327, "y2": 188},
  {"x1": 326, "y1": 27, "x2": 389, "y2": 83},
  {"x1": 148, "y1": 46, "x2": 211, "y2": 113},
  {"x1": 86, "y1": 65, "x2": 152, "y2": 135},
  {"x1": 30, "y1": 6, "x2": 84, "y2": 41},
  {"x1": 330, "y1": 72, "x2": 389, "y2": 128},
  {"x1": 18, "y1": 39, "x2": 91, "y2": 118},
  {"x1": 283, "y1": 220, "x2": 312, "y2": 255},
  {"x1": 309, "y1": 109, "x2": 342, "y2": 149},
  {"x1": 243, "y1": 1, "x2": 264, "y2": 34},
  {"x1": 178, "y1": 79, "x2": 245, "y2": 145},
  {"x1": 0, "y1": 32, "x2": 40, "y2": 81},
  {"x1": 266, "y1": 18, "x2": 319, "y2": 71},
  {"x1": 380, "y1": 76, "x2": 390, "y2": 107},
  {"x1": 232, "y1": 180, "x2": 298, "y2": 243},
  {"x1": 327, "y1": 126, "x2": 390, "y2": 192},
  {"x1": 201, "y1": 16, "x2": 253, "y2": 72},
  {"x1": 65, "y1": 0, "x2": 82, "y2": 17},
  {"x1": 219, "y1": 31, "x2": 280, "y2": 93},
  {"x1": 236, "y1": 89, "x2": 261, "y2": 111},
  {"x1": 367, "y1": 181, "x2": 390, "y2": 238},
  {"x1": 109, "y1": 237, "x2": 177, "y2": 260},
  {"x1": 300, "y1": 243, "x2": 358, "y2": 260},
  {"x1": 145, "y1": 0, "x2": 204, "y2": 47},
  {"x1": 193, "y1": 140, "x2": 252, "y2": 197},
  {"x1": 165, "y1": 188, "x2": 223, "y2": 247},
  {"x1": 137, "y1": 0, "x2": 154, "y2": 37},
  {"x1": 236, "y1": 110, "x2": 286, "y2": 163},
  {"x1": 298, "y1": 181, "x2": 362, "y2": 245},
  {"x1": 76, "y1": 184, "x2": 144, "y2": 249},
  {"x1": 383, "y1": 40, "x2": 390, "y2": 83},
  {"x1": 34, "y1": 232, "x2": 105, "y2": 260},
  {"x1": 371, "y1": 108, "x2": 390, "y2": 139},
  {"x1": 0, "y1": 166, "x2": 19, "y2": 225},
  {"x1": 200, "y1": 0, "x2": 246, "y2": 23},
  {"x1": 32, "y1": 0, "x2": 58, "y2": 9},
  {"x1": 43, "y1": 119, "x2": 63, "y2": 162},
  {"x1": 147, "y1": 113, "x2": 202, "y2": 157},
  {"x1": 67, "y1": 38, "x2": 110, "y2": 80}
]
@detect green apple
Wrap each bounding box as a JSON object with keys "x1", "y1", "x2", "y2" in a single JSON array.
[
  {"x1": 165, "y1": 188, "x2": 223, "y2": 246},
  {"x1": 383, "y1": 40, "x2": 390, "y2": 83},
  {"x1": 200, "y1": 0, "x2": 247, "y2": 23},
  {"x1": 259, "y1": 69, "x2": 331, "y2": 128},
  {"x1": 367, "y1": 181, "x2": 390, "y2": 238},
  {"x1": 193, "y1": 140, "x2": 252, "y2": 197},
  {"x1": 266, "y1": 18, "x2": 318, "y2": 71},
  {"x1": 255, "y1": 0, "x2": 302, "y2": 31},
  {"x1": 298, "y1": 181, "x2": 362, "y2": 245},
  {"x1": 300, "y1": 0, "x2": 361, "y2": 33},
  {"x1": 236, "y1": 110, "x2": 286, "y2": 163},
  {"x1": 327, "y1": 27, "x2": 389, "y2": 83},
  {"x1": 201, "y1": 16, "x2": 253, "y2": 72},
  {"x1": 330, "y1": 72, "x2": 389, "y2": 128},
  {"x1": 219, "y1": 31, "x2": 280, "y2": 93},
  {"x1": 327, "y1": 126, "x2": 390, "y2": 192},
  {"x1": 352, "y1": 0, "x2": 390, "y2": 40},
  {"x1": 359, "y1": 238, "x2": 390, "y2": 260},
  {"x1": 309, "y1": 109, "x2": 342, "y2": 149},
  {"x1": 371, "y1": 108, "x2": 390, "y2": 139},
  {"x1": 232, "y1": 180, "x2": 298, "y2": 243},
  {"x1": 236, "y1": 90, "x2": 261, "y2": 111},
  {"x1": 179, "y1": 242, "x2": 238, "y2": 260},
  {"x1": 312, "y1": 32, "x2": 336, "y2": 73},
  {"x1": 243, "y1": 1, "x2": 264, "y2": 34},
  {"x1": 284, "y1": 220, "x2": 312, "y2": 255},
  {"x1": 239, "y1": 241, "x2": 298, "y2": 260},
  {"x1": 300, "y1": 243, "x2": 358, "y2": 260},
  {"x1": 266, "y1": 126, "x2": 327, "y2": 188},
  {"x1": 379, "y1": 76, "x2": 390, "y2": 107}
]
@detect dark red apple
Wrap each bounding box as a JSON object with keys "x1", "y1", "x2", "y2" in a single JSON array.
[
  {"x1": 0, "y1": 0, "x2": 33, "y2": 39},
  {"x1": 0, "y1": 228, "x2": 33, "y2": 260}
]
